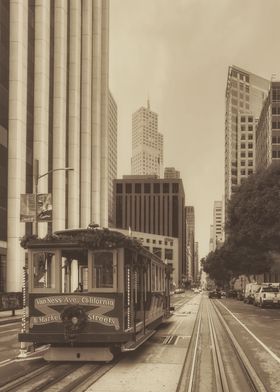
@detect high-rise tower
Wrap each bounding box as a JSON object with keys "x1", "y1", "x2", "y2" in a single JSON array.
[
  {"x1": 131, "y1": 101, "x2": 163, "y2": 177},
  {"x1": 0, "y1": 0, "x2": 110, "y2": 291},
  {"x1": 212, "y1": 201, "x2": 224, "y2": 250},
  {"x1": 256, "y1": 80, "x2": 280, "y2": 170},
  {"x1": 225, "y1": 66, "x2": 269, "y2": 203}
]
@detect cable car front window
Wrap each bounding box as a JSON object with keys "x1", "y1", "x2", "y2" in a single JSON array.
[
  {"x1": 33, "y1": 252, "x2": 56, "y2": 289},
  {"x1": 92, "y1": 251, "x2": 113, "y2": 289}
]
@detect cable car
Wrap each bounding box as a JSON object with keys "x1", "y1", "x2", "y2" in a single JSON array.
[{"x1": 19, "y1": 226, "x2": 171, "y2": 361}]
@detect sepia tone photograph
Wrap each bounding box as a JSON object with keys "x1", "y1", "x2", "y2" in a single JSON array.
[{"x1": 0, "y1": 0, "x2": 280, "y2": 391}]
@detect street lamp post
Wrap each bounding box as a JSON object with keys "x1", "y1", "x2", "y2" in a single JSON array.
[
  {"x1": 33, "y1": 159, "x2": 74, "y2": 235},
  {"x1": 19, "y1": 160, "x2": 74, "y2": 358}
]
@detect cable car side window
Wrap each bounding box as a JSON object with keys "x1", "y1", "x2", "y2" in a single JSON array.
[{"x1": 89, "y1": 250, "x2": 117, "y2": 292}]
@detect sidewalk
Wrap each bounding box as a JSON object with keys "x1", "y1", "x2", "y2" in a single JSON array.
[{"x1": 0, "y1": 309, "x2": 23, "y2": 326}]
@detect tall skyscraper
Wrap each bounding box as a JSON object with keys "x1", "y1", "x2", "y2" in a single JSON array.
[
  {"x1": 185, "y1": 206, "x2": 195, "y2": 282},
  {"x1": 113, "y1": 176, "x2": 186, "y2": 284},
  {"x1": 256, "y1": 80, "x2": 280, "y2": 170},
  {"x1": 209, "y1": 225, "x2": 214, "y2": 252},
  {"x1": 108, "y1": 90, "x2": 118, "y2": 227},
  {"x1": 225, "y1": 66, "x2": 269, "y2": 203},
  {"x1": 194, "y1": 242, "x2": 199, "y2": 284},
  {"x1": 212, "y1": 201, "x2": 224, "y2": 250},
  {"x1": 131, "y1": 101, "x2": 163, "y2": 177},
  {"x1": 0, "y1": 0, "x2": 110, "y2": 291}
]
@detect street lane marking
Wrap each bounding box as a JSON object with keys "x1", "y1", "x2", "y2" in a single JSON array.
[
  {"x1": 0, "y1": 358, "x2": 13, "y2": 368},
  {"x1": 218, "y1": 300, "x2": 280, "y2": 364}
]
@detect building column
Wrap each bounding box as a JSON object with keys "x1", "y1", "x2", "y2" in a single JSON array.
[
  {"x1": 52, "y1": 0, "x2": 68, "y2": 232},
  {"x1": 91, "y1": 0, "x2": 102, "y2": 226},
  {"x1": 67, "y1": 0, "x2": 81, "y2": 229},
  {"x1": 33, "y1": 0, "x2": 50, "y2": 237},
  {"x1": 100, "y1": 0, "x2": 109, "y2": 227},
  {"x1": 7, "y1": 0, "x2": 28, "y2": 291},
  {"x1": 80, "y1": 0, "x2": 92, "y2": 228}
]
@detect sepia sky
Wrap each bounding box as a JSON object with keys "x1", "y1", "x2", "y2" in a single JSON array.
[{"x1": 109, "y1": 0, "x2": 280, "y2": 259}]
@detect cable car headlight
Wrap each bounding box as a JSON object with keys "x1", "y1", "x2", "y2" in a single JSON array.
[{"x1": 71, "y1": 316, "x2": 79, "y2": 325}]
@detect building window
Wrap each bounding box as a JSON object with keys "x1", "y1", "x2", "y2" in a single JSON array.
[
  {"x1": 163, "y1": 183, "x2": 169, "y2": 193},
  {"x1": 272, "y1": 136, "x2": 277, "y2": 144},
  {"x1": 153, "y1": 247, "x2": 162, "y2": 258},
  {"x1": 248, "y1": 151, "x2": 253, "y2": 157},
  {"x1": 241, "y1": 116, "x2": 246, "y2": 122},
  {"x1": 248, "y1": 117, "x2": 253, "y2": 123},
  {"x1": 248, "y1": 169, "x2": 253, "y2": 175},
  {"x1": 144, "y1": 183, "x2": 151, "y2": 193},
  {"x1": 164, "y1": 249, "x2": 173, "y2": 260},
  {"x1": 172, "y1": 183, "x2": 179, "y2": 193},
  {"x1": 125, "y1": 184, "x2": 132, "y2": 193},
  {"x1": 241, "y1": 143, "x2": 246, "y2": 149},
  {"x1": 135, "y1": 183, "x2": 141, "y2": 193},
  {"x1": 248, "y1": 160, "x2": 253, "y2": 166},
  {"x1": 241, "y1": 152, "x2": 246, "y2": 157},
  {"x1": 248, "y1": 143, "x2": 253, "y2": 149},
  {"x1": 272, "y1": 150, "x2": 277, "y2": 158},
  {"x1": 241, "y1": 161, "x2": 245, "y2": 166},
  {"x1": 116, "y1": 183, "x2": 123, "y2": 194},
  {"x1": 241, "y1": 169, "x2": 246, "y2": 175},
  {"x1": 153, "y1": 183, "x2": 160, "y2": 193}
]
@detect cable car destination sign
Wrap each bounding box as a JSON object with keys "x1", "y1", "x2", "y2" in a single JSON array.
[{"x1": 30, "y1": 295, "x2": 120, "y2": 330}]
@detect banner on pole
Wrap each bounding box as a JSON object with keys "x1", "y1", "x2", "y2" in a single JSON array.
[
  {"x1": 20, "y1": 194, "x2": 52, "y2": 222},
  {"x1": 37, "y1": 193, "x2": 52, "y2": 222}
]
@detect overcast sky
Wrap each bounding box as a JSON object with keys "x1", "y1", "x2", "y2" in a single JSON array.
[{"x1": 109, "y1": 0, "x2": 280, "y2": 259}]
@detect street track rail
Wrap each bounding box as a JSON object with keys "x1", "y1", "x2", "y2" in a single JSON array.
[
  {"x1": 177, "y1": 296, "x2": 268, "y2": 392},
  {"x1": 0, "y1": 361, "x2": 115, "y2": 392}
]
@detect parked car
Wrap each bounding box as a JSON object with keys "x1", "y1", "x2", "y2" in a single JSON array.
[
  {"x1": 226, "y1": 290, "x2": 238, "y2": 298},
  {"x1": 254, "y1": 284, "x2": 280, "y2": 308},
  {"x1": 208, "y1": 290, "x2": 221, "y2": 299},
  {"x1": 244, "y1": 283, "x2": 261, "y2": 304}
]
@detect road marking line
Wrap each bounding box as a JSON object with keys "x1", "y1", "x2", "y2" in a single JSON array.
[
  {"x1": 218, "y1": 300, "x2": 280, "y2": 364},
  {"x1": 0, "y1": 359, "x2": 13, "y2": 368}
]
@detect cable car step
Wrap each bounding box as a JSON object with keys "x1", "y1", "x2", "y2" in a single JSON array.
[{"x1": 121, "y1": 330, "x2": 155, "y2": 352}]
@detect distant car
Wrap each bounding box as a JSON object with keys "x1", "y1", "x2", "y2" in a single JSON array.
[
  {"x1": 193, "y1": 288, "x2": 200, "y2": 294},
  {"x1": 174, "y1": 288, "x2": 185, "y2": 294},
  {"x1": 208, "y1": 290, "x2": 221, "y2": 299}
]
